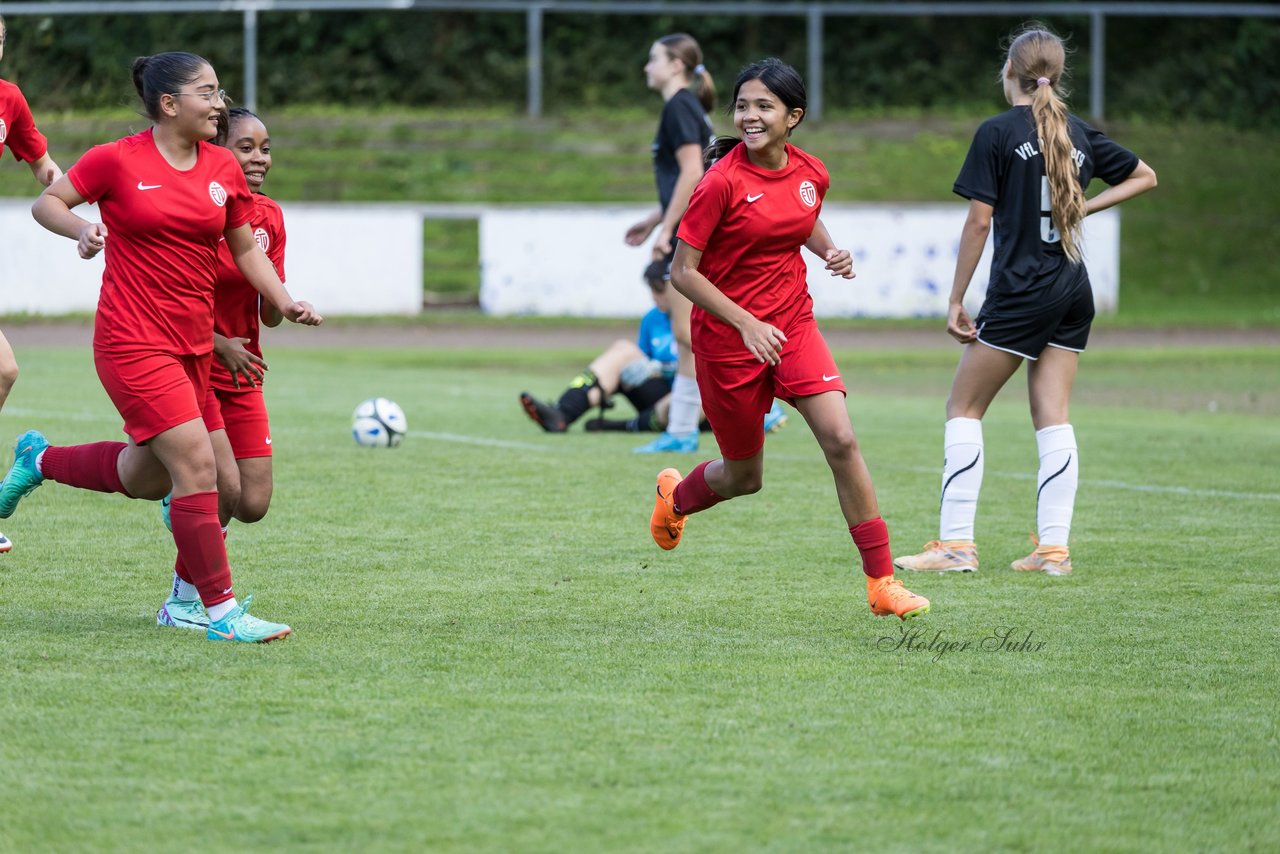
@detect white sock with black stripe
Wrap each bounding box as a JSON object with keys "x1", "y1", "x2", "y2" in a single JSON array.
[
  {"x1": 939, "y1": 417, "x2": 984, "y2": 542},
  {"x1": 1035, "y1": 424, "x2": 1078, "y2": 548}
]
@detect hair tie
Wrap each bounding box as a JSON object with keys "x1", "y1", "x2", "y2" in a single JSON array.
[
  {"x1": 1036, "y1": 77, "x2": 1051, "y2": 87},
  {"x1": 694, "y1": 64, "x2": 706, "y2": 76}
]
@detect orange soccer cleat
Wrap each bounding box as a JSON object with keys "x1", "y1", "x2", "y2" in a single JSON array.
[
  {"x1": 867, "y1": 575, "x2": 931, "y2": 620},
  {"x1": 893, "y1": 540, "x2": 978, "y2": 573},
  {"x1": 649, "y1": 467, "x2": 686, "y2": 550},
  {"x1": 1011, "y1": 535, "x2": 1072, "y2": 576}
]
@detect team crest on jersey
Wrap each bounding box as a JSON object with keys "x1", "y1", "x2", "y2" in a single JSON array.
[
  {"x1": 253, "y1": 227, "x2": 270, "y2": 252},
  {"x1": 0, "y1": 118, "x2": 7, "y2": 143},
  {"x1": 798, "y1": 180, "x2": 817, "y2": 207},
  {"x1": 208, "y1": 181, "x2": 227, "y2": 207}
]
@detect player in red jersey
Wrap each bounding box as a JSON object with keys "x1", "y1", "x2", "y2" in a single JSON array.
[
  {"x1": 155, "y1": 107, "x2": 291, "y2": 632},
  {"x1": 893, "y1": 26, "x2": 1156, "y2": 577},
  {"x1": 0, "y1": 14, "x2": 64, "y2": 554},
  {"x1": 2, "y1": 52, "x2": 322, "y2": 643},
  {"x1": 647, "y1": 58, "x2": 929, "y2": 621}
]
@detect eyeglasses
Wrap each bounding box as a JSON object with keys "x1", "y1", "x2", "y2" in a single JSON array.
[{"x1": 170, "y1": 89, "x2": 229, "y2": 104}]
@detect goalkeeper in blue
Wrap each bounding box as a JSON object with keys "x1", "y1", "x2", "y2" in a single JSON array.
[{"x1": 520, "y1": 260, "x2": 786, "y2": 436}]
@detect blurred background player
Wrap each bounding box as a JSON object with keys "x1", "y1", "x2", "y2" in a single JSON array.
[
  {"x1": 625, "y1": 33, "x2": 715, "y2": 455},
  {"x1": 893, "y1": 25, "x2": 1157, "y2": 577},
  {"x1": 0, "y1": 14, "x2": 64, "y2": 553},
  {"x1": 5, "y1": 51, "x2": 321, "y2": 643},
  {"x1": 157, "y1": 107, "x2": 289, "y2": 632},
  {"x1": 649, "y1": 58, "x2": 929, "y2": 621},
  {"x1": 520, "y1": 260, "x2": 786, "y2": 435}
]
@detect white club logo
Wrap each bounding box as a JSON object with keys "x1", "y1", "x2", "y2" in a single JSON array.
[
  {"x1": 798, "y1": 180, "x2": 817, "y2": 207},
  {"x1": 208, "y1": 181, "x2": 227, "y2": 207},
  {"x1": 253, "y1": 227, "x2": 270, "y2": 252},
  {"x1": 0, "y1": 118, "x2": 7, "y2": 143}
]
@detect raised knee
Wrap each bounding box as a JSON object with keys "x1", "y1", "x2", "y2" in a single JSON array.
[
  {"x1": 0, "y1": 359, "x2": 18, "y2": 392},
  {"x1": 731, "y1": 471, "x2": 764, "y2": 496},
  {"x1": 235, "y1": 500, "x2": 269, "y2": 525}
]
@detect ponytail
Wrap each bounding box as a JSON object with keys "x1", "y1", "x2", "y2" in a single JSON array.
[
  {"x1": 703, "y1": 135, "x2": 740, "y2": 169},
  {"x1": 1007, "y1": 25, "x2": 1085, "y2": 263},
  {"x1": 1031, "y1": 82, "x2": 1086, "y2": 263}
]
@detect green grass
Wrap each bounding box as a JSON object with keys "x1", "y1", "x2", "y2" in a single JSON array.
[
  {"x1": 1, "y1": 107, "x2": 1275, "y2": 323},
  {"x1": 0, "y1": 344, "x2": 1277, "y2": 851}
]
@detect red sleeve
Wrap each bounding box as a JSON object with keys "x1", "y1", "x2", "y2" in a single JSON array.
[
  {"x1": 65, "y1": 142, "x2": 119, "y2": 204},
  {"x1": 267, "y1": 203, "x2": 287, "y2": 282},
  {"x1": 217, "y1": 149, "x2": 254, "y2": 229},
  {"x1": 2, "y1": 86, "x2": 48, "y2": 163},
  {"x1": 675, "y1": 168, "x2": 732, "y2": 251}
]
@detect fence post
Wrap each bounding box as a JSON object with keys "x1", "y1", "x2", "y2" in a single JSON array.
[
  {"x1": 1090, "y1": 9, "x2": 1105, "y2": 121},
  {"x1": 527, "y1": 3, "x2": 544, "y2": 118},
  {"x1": 807, "y1": 5, "x2": 824, "y2": 122},
  {"x1": 243, "y1": 7, "x2": 258, "y2": 112}
]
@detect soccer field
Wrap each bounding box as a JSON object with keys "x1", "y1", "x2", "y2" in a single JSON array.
[{"x1": 1, "y1": 342, "x2": 1277, "y2": 851}]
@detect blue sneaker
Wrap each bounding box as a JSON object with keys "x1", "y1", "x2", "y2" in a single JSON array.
[
  {"x1": 160, "y1": 493, "x2": 172, "y2": 532},
  {"x1": 633, "y1": 430, "x2": 698, "y2": 454},
  {"x1": 764, "y1": 401, "x2": 788, "y2": 434},
  {"x1": 206, "y1": 594, "x2": 292, "y2": 643},
  {"x1": 0, "y1": 430, "x2": 48, "y2": 519},
  {"x1": 157, "y1": 595, "x2": 210, "y2": 631}
]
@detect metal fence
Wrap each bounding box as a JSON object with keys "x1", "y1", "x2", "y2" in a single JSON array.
[{"x1": 1, "y1": 0, "x2": 1276, "y2": 120}]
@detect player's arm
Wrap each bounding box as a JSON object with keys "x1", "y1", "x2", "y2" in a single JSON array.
[
  {"x1": 32, "y1": 176, "x2": 107, "y2": 260},
  {"x1": 670, "y1": 240, "x2": 787, "y2": 366},
  {"x1": 625, "y1": 207, "x2": 663, "y2": 246},
  {"x1": 653, "y1": 144, "x2": 704, "y2": 258},
  {"x1": 27, "y1": 152, "x2": 63, "y2": 188},
  {"x1": 1086, "y1": 159, "x2": 1157, "y2": 215},
  {"x1": 804, "y1": 218, "x2": 854, "y2": 279},
  {"x1": 946, "y1": 199, "x2": 993, "y2": 344},
  {"x1": 224, "y1": 222, "x2": 323, "y2": 326}
]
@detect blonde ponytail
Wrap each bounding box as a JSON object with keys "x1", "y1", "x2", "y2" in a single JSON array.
[{"x1": 1008, "y1": 26, "x2": 1086, "y2": 263}]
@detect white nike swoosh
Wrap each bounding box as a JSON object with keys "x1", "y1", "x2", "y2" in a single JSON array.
[
  {"x1": 822, "y1": 374, "x2": 840, "y2": 382},
  {"x1": 137, "y1": 182, "x2": 162, "y2": 191},
  {"x1": 265, "y1": 437, "x2": 272, "y2": 445},
  {"x1": 746, "y1": 193, "x2": 764, "y2": 203}
]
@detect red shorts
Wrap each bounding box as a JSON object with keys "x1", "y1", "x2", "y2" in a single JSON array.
[
  {"x1": 95, "y1": 348, "x2": 211, "y2": 444},
  {"x1": 202, "y1": 386, "x2": 273, "y2": 459},
  {"x1": 697, "y1": 320, "x2": 846, "y2": 460}
]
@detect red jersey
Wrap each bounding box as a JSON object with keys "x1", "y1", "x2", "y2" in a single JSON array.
[
  {"x1": 209, "y1": 194, "x2": 286, "y2": 393},
  {"x1": 676, "y1": 142, "x2": 830, "y2": 361},
  {"x1": 0, "y1": 78, "x2": 48, "y2": 164},
  {"x1": 67, "y1": 129, "x2": 254, "y2": 355}
]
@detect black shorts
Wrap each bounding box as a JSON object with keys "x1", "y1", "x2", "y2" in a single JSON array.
[{"x1": 975, "y1": 268, "x2": 1095, "y2": 360}]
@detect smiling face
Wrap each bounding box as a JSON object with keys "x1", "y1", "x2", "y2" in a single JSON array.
[
  {"x1": 733, "y1": 78, "x2": 803, "y2": 158},
  {"x1": 160, "y1": 63, "x2": 225, "y2": 143},
  {"x1": 228, "y1": 114, "x2": 271, "y2": 192}
]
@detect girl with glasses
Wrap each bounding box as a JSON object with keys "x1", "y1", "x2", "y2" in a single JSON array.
[{"x1": 8, "y1": 51, "x2": 322, "y2": 643}]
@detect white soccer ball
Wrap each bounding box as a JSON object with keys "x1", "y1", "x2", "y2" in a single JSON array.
[{"x1": 352, "y1": 397, "x2": 407, "y2": 448}]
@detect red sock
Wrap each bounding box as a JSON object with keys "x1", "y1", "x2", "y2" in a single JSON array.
[
  {"x1": 174, "y1": 525, "x2": 226, "y2": 585},
  {"x1": 39, "y1": 443, "x2": 131, "y2": 496},
  {"x1": 851, "y1": 517, "x2": 894, "y2": 579},
  {"x1": 672, "y1": 461, "x2": 725, "y2": 516},
  {"x1": 169, "y1": 491, "x2": 234, "y2": 607}
]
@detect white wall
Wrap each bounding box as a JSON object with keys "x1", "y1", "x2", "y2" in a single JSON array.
[
  {"x1": 479, "y1": 204, "x2": 1120, "y2": 318},
  {"x1": 0, "y1": 200, "x2": 423, "y2": 316}
]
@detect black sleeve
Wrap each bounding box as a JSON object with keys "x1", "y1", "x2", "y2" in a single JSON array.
[
  {"x1": 953, "y1": 119, "x2": 1000, "y2": 206},
  {"x1": 664, "y1": 94, "x2": 709, "y2": 150},
  {"x1": 1082, "y1": 121, "x2": 1141, "y2": 186}
]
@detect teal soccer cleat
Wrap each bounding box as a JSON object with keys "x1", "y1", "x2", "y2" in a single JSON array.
[
  {"x1": 0, "y1": 430, "x2": 48, "y2": 518},
  {"x1": 160, "y1": 493, "x2": 172, "y2": 532},
  {"x1": 206, "y1": 595, "x2": 292, "y2": 643},
  {"x1": 633, "y1": 430, "x2": 698, "y2": 454},
  {"x1": 157, "y1": 595, "x2": 210, "y2": 631}
]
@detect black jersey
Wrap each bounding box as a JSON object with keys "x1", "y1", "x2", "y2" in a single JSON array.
[
  {"x1": 953, "y1": 106, "x2": 1139, "y2": 297},
  {"x1": 652, "y1": 87, "x2": 714, "y2": 213}
]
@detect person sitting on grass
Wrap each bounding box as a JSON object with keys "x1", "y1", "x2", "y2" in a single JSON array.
[{"x1": 520, "y1": 260, "x2": 786, "y2": 435}]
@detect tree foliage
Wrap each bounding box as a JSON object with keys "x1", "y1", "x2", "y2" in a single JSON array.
[{"x1": 1, "y1": 9, "x2": 1275, "y2": 126}]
